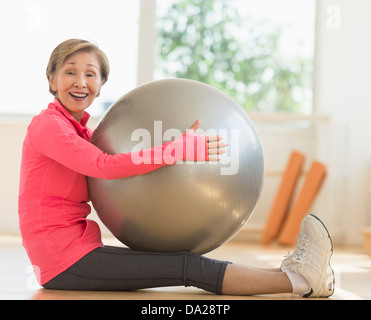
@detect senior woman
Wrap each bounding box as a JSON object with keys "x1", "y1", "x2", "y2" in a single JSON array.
[{"x1": 18, "y1": 39, "x2": 334, "y2": 298}]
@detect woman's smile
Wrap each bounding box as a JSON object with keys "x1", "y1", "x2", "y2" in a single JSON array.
[{"x1": 69, "y1": 92, "x2": 89, "y2": 101}]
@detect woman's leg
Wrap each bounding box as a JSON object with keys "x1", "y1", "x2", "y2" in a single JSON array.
[
  {"x1": 222, "y1": 264, "x2": 292, "y2": 295},
  {"x1": 44, "y1": 246, "x2": 229, "y2": 294},
  {"x1": 44, "y1": 245, "x2": 290, "y2": 296}
]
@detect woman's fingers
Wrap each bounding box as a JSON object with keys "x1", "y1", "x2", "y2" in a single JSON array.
[
  {"x1": 207, "y1": 136, "x2": 228, "y2": 153},
  {"x1": 207, "y1": 155, "x2": 221, "y2": 162},
  {"x1": 208, "y1": 148, "x2": 227, "y2": 155},
  {"x1": 207, "y1": 141, "x2": 228, "y2": 149},
  {"x1": 206, "y1": 135, "x2": 223, "y2": 142},
  {"x1": 207, "y1": 135, "x2": 227, "y2": 162},
  {"x1": 186, "y1": 121, "x2": 228, "y2": 162}
]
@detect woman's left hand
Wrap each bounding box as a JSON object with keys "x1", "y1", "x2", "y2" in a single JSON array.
[{"x1": 188, "y1": 120, "x2": 228, "y2": 162}]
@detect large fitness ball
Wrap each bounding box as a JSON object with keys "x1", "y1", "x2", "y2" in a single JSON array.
[{"x1": 87, "y1": 79, "x2": 264, "y2": 254}]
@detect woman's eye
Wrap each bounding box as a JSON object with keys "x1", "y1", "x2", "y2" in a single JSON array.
[
  {"x1": 87, "y1": 73, "x2": 96, "y2": 78},
  {"x1": 65, "y1": 71, "x2": 75, "y2": 75}
]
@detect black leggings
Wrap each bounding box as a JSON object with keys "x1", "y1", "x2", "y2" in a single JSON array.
[{"x1": 43, "y1": 246, "x2": 230, "y2": 294}]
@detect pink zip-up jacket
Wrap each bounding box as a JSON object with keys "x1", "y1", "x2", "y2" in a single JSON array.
[{"x1": 18, "y1": 99, "x2": 207, "y2": 285}]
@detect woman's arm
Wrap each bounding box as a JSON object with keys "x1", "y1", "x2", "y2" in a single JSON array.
[{"x1": 28, "y1": 114, "x2": 212, "y2": 180}]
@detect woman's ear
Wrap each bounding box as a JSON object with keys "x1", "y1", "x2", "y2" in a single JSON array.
[{"x1": 49, "y1": 75, "x2": 57, "y2": 93}]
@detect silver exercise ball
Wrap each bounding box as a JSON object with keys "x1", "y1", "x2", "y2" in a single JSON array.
[{"x1": 87, "y1": 79, "x2": 264, "y2": 254}]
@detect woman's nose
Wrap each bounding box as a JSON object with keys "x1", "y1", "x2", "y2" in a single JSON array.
[{"x1": 74, "y1": 75, "x2": 87, "y2": 88}]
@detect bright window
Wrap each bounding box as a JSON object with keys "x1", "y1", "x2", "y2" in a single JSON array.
[
  {"x1": 155, "y1": 0, "x2": 316, "y2": 113},
  {"x1": 0, "y1": 0, "x2": 139, "y2": 116}
]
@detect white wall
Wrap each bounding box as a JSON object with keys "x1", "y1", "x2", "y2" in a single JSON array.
[
  {"x1": 0, "y1": 118, "x2": 27, "y2": 233},
  {"x1": 314, "y1": 0, "x2": 371, "y2": 244}
]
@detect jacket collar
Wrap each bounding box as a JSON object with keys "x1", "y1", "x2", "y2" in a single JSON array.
[{"x1": 49, "y1": 98, "x2": 91, "y2": 138}]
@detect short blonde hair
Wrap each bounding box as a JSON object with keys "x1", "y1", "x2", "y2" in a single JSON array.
[{"x1": 46, "y1": 39, "x2": 110, "y2": 96}]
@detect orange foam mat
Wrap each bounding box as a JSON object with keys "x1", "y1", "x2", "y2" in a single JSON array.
[
  {"x1": 262, "y1": 151, "x2": 305, "y2": 244},
  {"x1": 277, "y1": 161, "x2": 327, "y2": 246},
  {"x1": 261, "y1": 151, "x2": 305, "y2": 245}
]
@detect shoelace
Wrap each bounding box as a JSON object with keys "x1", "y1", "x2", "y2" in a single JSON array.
[
  {"x1": 282, "y1": 236, "x2": 310, "y2": 265},
  {"x1": 283, "y1": 237, "x2": 323, "y2": 275},
  {"x1": 295, "y1": 237, "x2": 310, "y2": 261}
]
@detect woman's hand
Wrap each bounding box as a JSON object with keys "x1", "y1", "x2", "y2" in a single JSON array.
[{"x1": 188, "y1": 120, "x2": 228, "y2": 162}]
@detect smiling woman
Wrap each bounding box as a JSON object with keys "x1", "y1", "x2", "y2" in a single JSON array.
[{"x1": 46, "y1": 39, "x2": 110, "y2": 121}]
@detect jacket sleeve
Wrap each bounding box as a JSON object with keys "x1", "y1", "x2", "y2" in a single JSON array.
[{"x1": 28, "y1": 114, "x2": 208, "y2": 180}]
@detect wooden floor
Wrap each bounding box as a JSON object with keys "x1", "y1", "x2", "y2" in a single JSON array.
[{"x1": 1, "y1": 235, "x2": 370, "y2": 300}]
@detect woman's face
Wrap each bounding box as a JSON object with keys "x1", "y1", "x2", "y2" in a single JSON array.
[{"x1": 49, "y1": 51, "x2": 102, "y2": 121}]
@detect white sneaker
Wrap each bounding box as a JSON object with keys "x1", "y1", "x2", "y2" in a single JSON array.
[{"x1": 280, "y1": 214, "x2": 335, "y2": 298}]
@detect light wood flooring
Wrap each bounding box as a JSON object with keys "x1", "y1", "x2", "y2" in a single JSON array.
[{"x1": 1, "y1": 235, "x2": 370, "y2": 300}]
